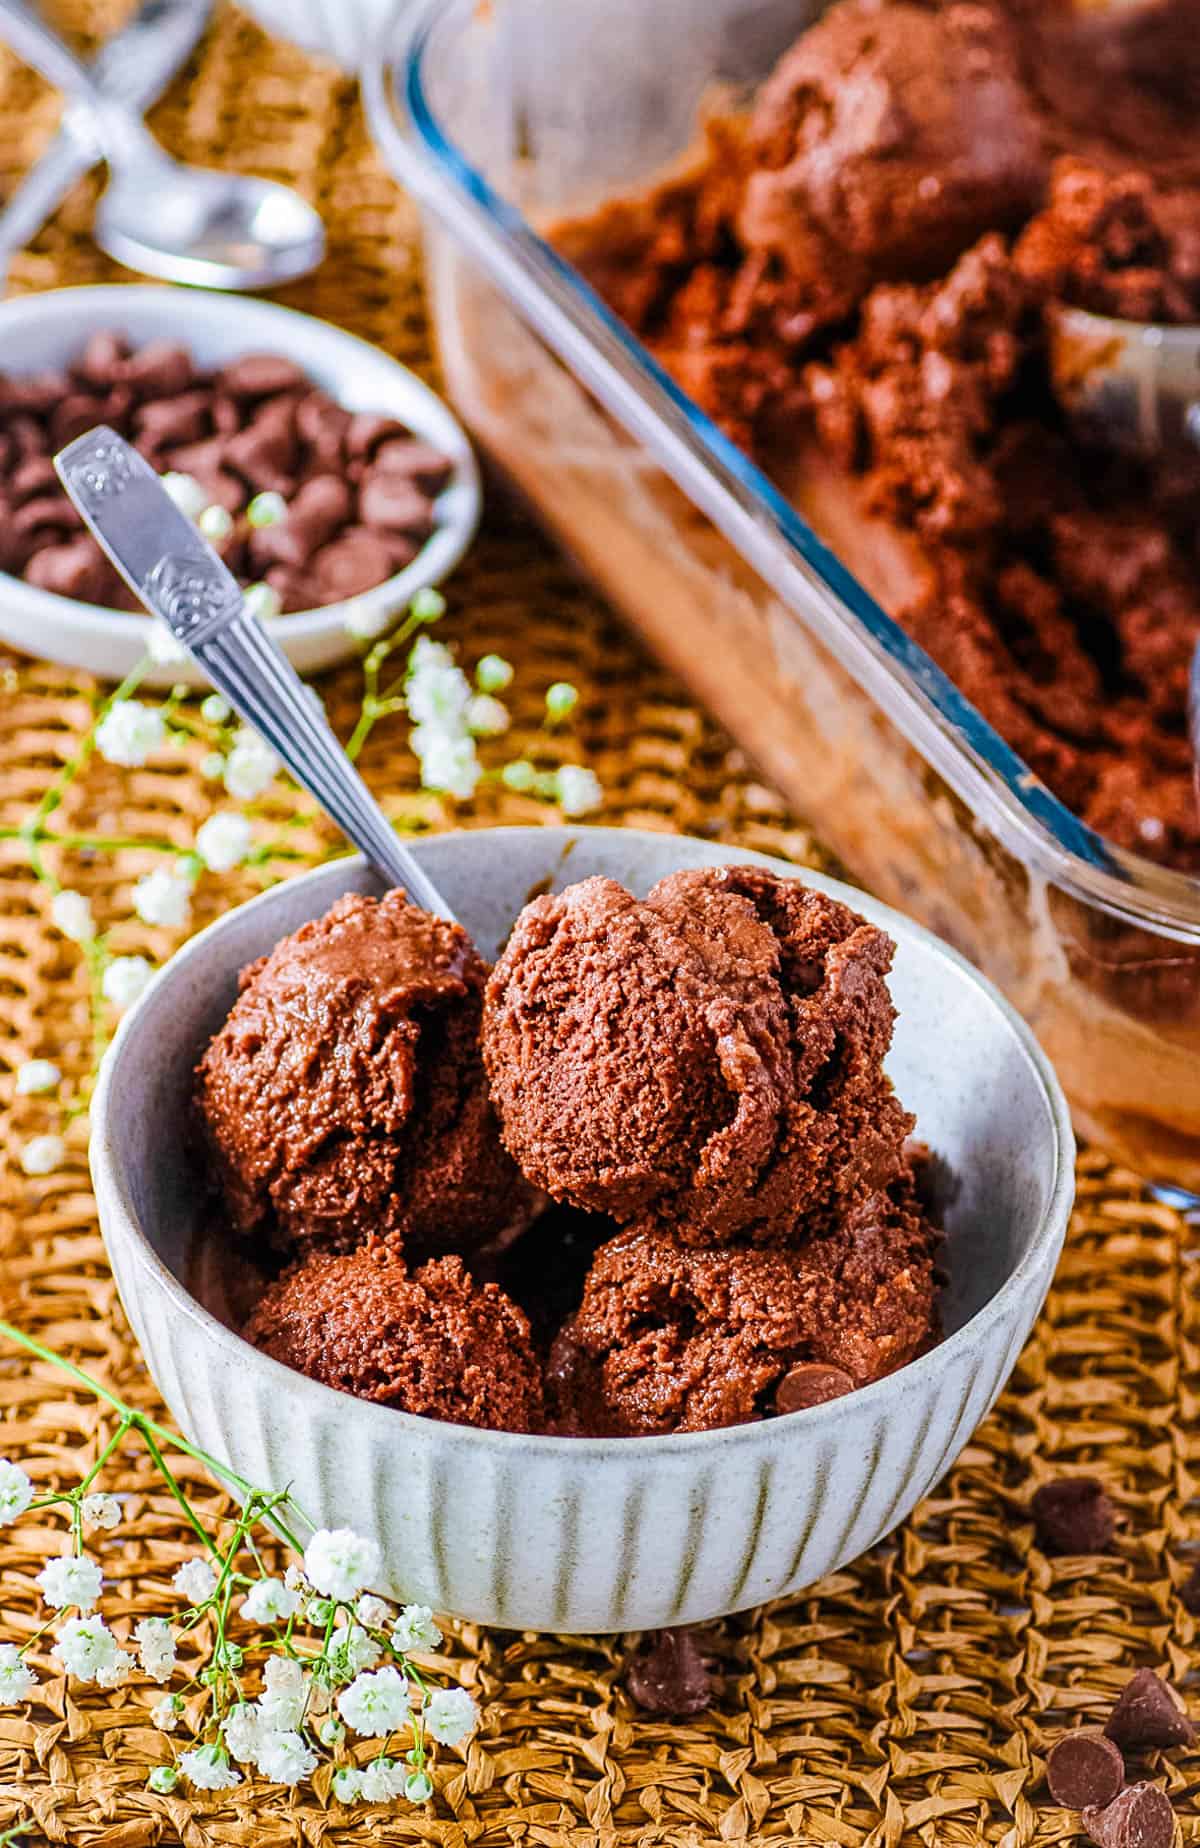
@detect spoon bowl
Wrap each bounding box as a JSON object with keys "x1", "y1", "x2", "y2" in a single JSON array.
[
  {"x1": 1049, "y1": 303, "x2": 1200, "y2": 456},
  {"x1": 97, "y1": 162, "x2": 326, "y2": 290}
]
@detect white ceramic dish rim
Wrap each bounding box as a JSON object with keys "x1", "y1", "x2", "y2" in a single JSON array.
[
  {"x1": 91, "y1": 828, "x2": 1076, "y2": 1460},
  {"x1": 0, "y1": 284, "x2": 482, "y2": 645}
]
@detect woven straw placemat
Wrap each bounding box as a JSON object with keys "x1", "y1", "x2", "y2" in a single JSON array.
[{"x1": 0, "y1": 7, "x2": 1198, "y2": 1844}]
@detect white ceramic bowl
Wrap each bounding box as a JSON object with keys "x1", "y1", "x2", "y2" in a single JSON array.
[
  {"x1": 0, "y1": 286, "x2": 480, "y2": 688},
  {"x1": 91, "y1": 827, "x2": 1075, "y2": 1633}
]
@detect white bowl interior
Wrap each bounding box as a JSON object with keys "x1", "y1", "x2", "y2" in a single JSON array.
[
  {"x1": 107, "y1": 827, "x2": 1065, "y2": 1346},
  {"x1": 0, "y1": 285, "x2": 480, "y2": 685}
]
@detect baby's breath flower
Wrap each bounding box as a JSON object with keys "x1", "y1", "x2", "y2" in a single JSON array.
[
  {"x1": 499, "y1": 759, "x2": 536, "y2": 793},
  {"x1": 241, "y1": 1577, "x2": 301, "y2": 1626},
  {"x1": 360, "y1": 1755, "x2": 407, "y2": 1801},
  {"x1": 223, "y1": 730, "x2": 279, "y2": 802},
  {"x1": 405, "y1": 1768, "x2": 434, "y2": 1803},
  {"x1": 81, "y1": 1492, "x2": 121, "y2": 1531},
  {"x1": 147, "y1": 1764, "x2": 178, "y2": 1793},
  {"x1": 38, "y1": 1553, "x2": 103, "y2": 1611},
  {"x1": 0, "y1": 1460, "x2": 34, "y2": 1526},
  {"x1": 172, "y1": 1556, "x2": 216, "y2": 1604},
  {"x1": 318, "y1": 1715, "x2": 345, "y2": 1747},
  {"x1": 305, "y1": 1596, "x2": 333, "y2": 1627},
  {"x1": 423, "y1": 1686, "x2": 479, "y2": 1746},
  {"x1": 102, "y1": 955, "x2": 154, "y2": 1013},
  {"x1": 258, "y1": 1653, "x2": 307, "y2": 1730},
  {"x1": 413, "y1": 730, "x2": 481, "y2": 801},
  {"x1": 195, "y1": 812, "x2": 253, "y2": 873},
  {"x1": 284, "y1": 1563, "x2": 305, "y2": 1592},
  {"x1": 254, "y1": 1729, "x2": 317, "y2": 1784},
  {"x1": 221, "y1": 1701, "x2": 264, "y2": 1764},
  {"x1": 410, "y1": 586, "x2": 446, "y2": 623},
  {"x1": 555, "y1": 764, "x2": 603, "y2": 818},
  {"x1": 475, "y1": 654, "x2": 513, "y2": 694},
  {"x1": 303, "y1": 1528, "x2": 380, "y2": 1602},
  {"x1": 95, "y1": 700, "x2": 165, "y2": 768},
  {"x1": 200, "y1": 751, "x2": 225, "y2": 781},
  {"x1": 179, "y1": 1743, "x2": 241, "y2": 1791},
  {"x1": 391, "y1": 1605, "x2": 441, "y2": 1655},
  {"x1": 161, "y1": 472, "x2": 209, "y2": 521},
  {"x1": 242, "y1": 583, "x2": 282, "y2": 624},
  {"x1": 50, "y1": 889, "x2": 95, "y2": 943},
  {"x1": 355, "y1": 1594, "x2": 391, "y2": 1630},
  {"x1": 20, "y1": 1134, "x2": 66, "y2": 1177},
  {"x1": 466, "y1": 694, "x2": 510, "y2": 738},
  {"x1": 0, "y1": 1643, "x2": 36, "y2": 1706},
  {"x1": 150, "y1": 1693, "x2": 181, "y2": 1731},
  {"x1": 135, "y1": 1616, "x2": 177, "y2": 1683},
  {"x1": 198, "y1": 504, "x2": 234, "y2": 544},
  {"x1": 97, "y1": 1649, "x2": 133, "y2": 1688},
  {"x1": 132, "y1": 867, "x2": 193, "y2": 930},
  {"x1": 246, "y1": 491, "x2": 288, "y2": 529},
  {"x1": 342, "y1": 597, "x2": 392, "y2": 643},
  {"x1": 544, "y1": 681, "x2": 579, "y2": 722},
  {"x1": 201, "y1": 693, "x2": 231, "y2": 725},
  {"x1": 406, "y1": 660, "x2": 472, "y2": 732},
  {"x1": 15, "y1": 1058, "x2": 60, "y2": 1095},
  {"x1": 330, "y1": 1621, "x2": 382, "y2": 1675},
  {"x1": 337, "y1": 1665, "x2": 409, "y2": 1737},
  {"x1": 332, "y1": 1766, "x2": 363, "y2": 1803},
  {"x1": 147, "y1": 622, "x2": 189, "y2": 667},
  {"x1": 53, "y1": 1614, "x2": 122, "y2": 1682}
]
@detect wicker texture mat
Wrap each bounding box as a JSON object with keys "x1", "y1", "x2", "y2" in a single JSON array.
[{"x1": 0, "y1": 7, "x2": 1198, "y2": 1844}]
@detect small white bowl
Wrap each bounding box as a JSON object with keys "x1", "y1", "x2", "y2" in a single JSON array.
[
  {"x1": 91, "y1": 827, "x2": 1075, "y2": 1633},
  {"x1": 0, "y1": 286, "x2": 480, "y2": 688}
]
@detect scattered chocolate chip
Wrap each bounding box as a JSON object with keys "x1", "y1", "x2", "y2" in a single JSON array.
[
  {"x1": 1105, "y1": 1670, "x2": 1196, "y2": 1753},
  {"x1": 774, "y1": 1362, "x2": 855, "y2": 1414},
  {"x1": 625, "y1": 1628, "x2": 716, "y2": 1716},
  {"x1": 1082, "y1": 1782, "x2": 1174, "y2": 1848},
  {"x1": 12, "y1": 495, "x2": 80, "y2": 538},
  {"x1": 10, "y1": 456, "x2": 58, "y2": 502},
  {"x1": 1031, "y1": 1477, "x2": 1118, "y2": 1555},
  {"x1": 124, "y1": 341, "x2": 193, "y2": 398},
  {"x1": 1178, "y1": 1560, "x2": 1200, "y2": 1614},
  {"x1": 345, "y1": 411, "x2": 409, "y2": 459},
  {"x1": 1046, "y1": 1729, "x2": 1125, "y2": 1810},
  {"x1": 74, "y1": 330, "x2": 129, "y2": 388},
  {"x1": 25, "y1": 535, "x2": 118, "y2": 603},
  {"x1": 251, "y1": 475, "x2": 352, "y2": 570},
  {"x1": 373, "y1": 437, "x2": 454, "y2": 491},
  {"x1": 135, "y1": 388, "x2": 212, "y2": 446}
]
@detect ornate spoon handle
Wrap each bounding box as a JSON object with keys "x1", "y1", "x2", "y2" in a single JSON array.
[{"x1": 55, "y1": 425, "x2": 454, "y2": 918}]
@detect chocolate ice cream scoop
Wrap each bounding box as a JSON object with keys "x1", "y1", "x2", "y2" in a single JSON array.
[
  {"x1": 195, "y1": 889, "x2": 539, "y2": 1258},
  {"x1": 244, "y1": 1247, "x2": 544, "y2": 1433},
  {"x1": 548, "y1": 1166, "x2": 938, "y2": 1437},
  {"x1": 482, "y1": 865, "x2": 914, "y2": 1246}
]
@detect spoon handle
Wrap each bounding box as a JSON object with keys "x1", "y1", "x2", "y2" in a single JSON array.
[
  {"x1": 54, "y1": 426, "x2": 455, "y2": 920},
  {"x1": 0, "y1": 0, "x2": 163, "y2": 163}
]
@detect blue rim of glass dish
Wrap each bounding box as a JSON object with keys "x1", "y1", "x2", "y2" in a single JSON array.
[{"x1": 374, "y1": 0, "x2": 1200, "y2": 934}]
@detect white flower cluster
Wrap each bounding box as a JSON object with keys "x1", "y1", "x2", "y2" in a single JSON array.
[{"x1": 406, "y1": 636, "x2": 489, "y2": 800}]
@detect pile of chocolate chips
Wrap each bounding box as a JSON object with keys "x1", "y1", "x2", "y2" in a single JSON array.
[
  {"x1": 0, "y1": 333, "x2": 453, "y2": 613},
  {"x1": 1046, "y1": 1669, "x2": 1195, "y2": 1848}
]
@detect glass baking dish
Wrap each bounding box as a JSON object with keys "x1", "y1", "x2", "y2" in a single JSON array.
[{"x1": 366, "y1": 0, "x2": 1200, "y2": 1192}]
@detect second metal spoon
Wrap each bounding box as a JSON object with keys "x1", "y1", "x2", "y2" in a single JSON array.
[
  {"x1": 54, "y1": 425, "x2": 453, "y2": 919},
  {"x1": 0, "y1": 0, "x2": 325, "y2": 290}
]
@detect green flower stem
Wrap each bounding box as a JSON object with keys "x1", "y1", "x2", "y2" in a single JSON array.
[
  {"x1": 27, "y1": 657, "x2": 150, "y2": 836},
  {"x1": 0, "y1": 1320, "x2": 309, "y2": 1552}
]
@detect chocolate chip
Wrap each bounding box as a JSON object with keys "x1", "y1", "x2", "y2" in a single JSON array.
[
  {"x1": 774, "y1": 1362, "x2": 855, "y2": 1414},
  {"x1": 224, "y1": 397, "x2": 298, "y2": 493},
  {"x1": 218, "y1": 354, "x2": 308, "y2": 399},
  {"x1": 73, "y1": 330, "x2": 130, "y2": 388},
  {"x1": 4, "y1": 370, "x2": 69, "y2": 414},
  {"x1": 25, "y1": 535, "x2": 118, "y2": 603},
  {"x1": 345, "y1": 412, "x2": 410, "y2": 459},
  {"x1": 13, "y1": 495, "x2": 81, "y2": 538},
  {"x1": 10, "y1": 457, "x2": 58, "y2": 503},
  {"x1": 211, "y1": 394, "x2": 241, "y2": 436},
  {"x1": 1180, "y1": 1560, "x2": 1200, "y2": 1614},
  {"x1": 263, "y1": 565, "x2": 311, "y2": 614},
  {"x1": 358, "y1": 471, "x2": 435, "y2": 535},
  {"x1": 135, "y1": 389, "x2": 212, "y2": 446},
  {"x1": 625, "y1": 1628, "x2": 716, "y2": 1716},
  {"x1": 1047, "y1": 1730, "x2": 1125, "y2": 1810},
  {"x1": 251, "y1": 475, "x2": 352, "y2": 570},
  {"x1": 1031, "y1": 1477, "x2": 1118, "y2": 1555},
  {"x1": 51, "y1": 393, "x2": 110, "y2": 448},
  {"x1": 124, "y1": 341, "x2": 194, "y2": 399},
  {"x1": 311, "y1": 530, "x2": 394, "y2": 602},
  {"x1": 373, "y1": 438, "x2": 454, "y2": 492},
  {"x1": 1105, "y1": 1670, "x2": 1196, "y2": 1752},
  {"x1": 1082, "y1": 1783, "x2": 1174, "y2": 1848},
  {"x1": 7, "y1": 413, "x2": 46, "y2": 459},
  {"x1": 295, "y1": 389, "x2": 351, "y2": 467}
]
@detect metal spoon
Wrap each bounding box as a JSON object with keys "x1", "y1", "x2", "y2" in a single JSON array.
[
  {"x1": 54, "y1": 426, "x2": 453, "y2": 919},
  {"x1": 0, "y1": 0, "x2": 324, "y2": 290},
  {"x1": 1048, "y1": 304, "x2": 1200, "y2": 457}
]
